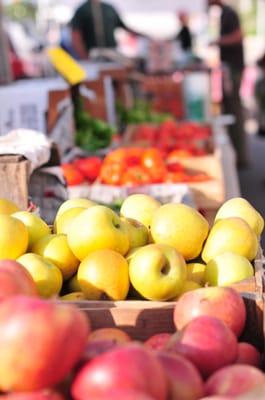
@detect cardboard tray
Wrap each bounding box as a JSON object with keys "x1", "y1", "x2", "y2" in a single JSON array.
[
  {"x1": 60, "y1": 248, "x2": 264, "y2": 350},
  {"x1": 176, "y1": 149, "x2": 226, "y2": 210}
]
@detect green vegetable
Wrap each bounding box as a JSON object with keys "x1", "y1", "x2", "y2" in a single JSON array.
[
  {"x1": 74, "y1": 96, "x2": 115, "y2": 152},
  {"x1": 116, "y1": 100, "x2": 172, "y2": 125}
]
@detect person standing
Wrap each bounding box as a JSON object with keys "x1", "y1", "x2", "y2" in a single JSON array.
[
  {"x1": 208, "y1": 0, "x2": 248, "y2": 167},
  {"x1": 71, "y1": 0, "x2": 142, "y2": 60},
  {"x1": 176, "y1": 12, "x2": 192, "y2": 53}
]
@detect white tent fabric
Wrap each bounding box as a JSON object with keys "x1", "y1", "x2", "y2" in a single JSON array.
[{"x1": 105, "y1": 0, "x2": 206, "y2": 13}]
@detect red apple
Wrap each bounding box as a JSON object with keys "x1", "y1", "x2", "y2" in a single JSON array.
[
  {"x1": 0, "y1": 392, "x2": 64, "y2": 400},
  {"x1": 88, "y1": 327, "x2": 131, "y2": 344},
  {"x1": 236, "y1": 342, "x2": 261, "y2": 367},
  {"x1": 82, "y1": 339, "x2": 120, "y2": 362},
  {"x1": 77, "y1": 390, "x2": 156, "y2": 400},
  {"x1": 205, "y1": 365, "x2": 265, "y2": 397},
  {"x1": 166, "y1": 316, "x2": 238, "y2": 378},
  {"x1": 145, "y1": 333, "x2": 172, "y2": 351},
  {"x1": 0, "y1": 260, "x2": 37, "y2": 300},
  {"x1": 71, "y1": 343, "x2": 168, "y2": 400},
  {"x1": 0, "y1": 296, "x2": 90, "y2": 391},
  {"x1": 200, "y1": 398, "x2": 233, "y2": 400},
  {"x1": 156, "y1": 351, "x2": 204, "y2": 400},
  {"x1": 174, "y1": 287, "x2": 246, "y2": 337}
]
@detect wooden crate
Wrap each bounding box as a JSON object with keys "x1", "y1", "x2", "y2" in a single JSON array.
[
  {"x1": 0, "y1": 155, "x2": 29, "y2": 209},
  {"x1": 61, "y1": 249, "x2": 264, "y2": 349}
]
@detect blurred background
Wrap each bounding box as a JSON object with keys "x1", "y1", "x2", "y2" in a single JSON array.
[{"x1": 0, "y1": 0, "x2": 265, "y2": 243}]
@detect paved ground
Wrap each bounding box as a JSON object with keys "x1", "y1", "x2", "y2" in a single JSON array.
[{"x1": 238, "y1": 132, "x2": 265, "y2": 248}]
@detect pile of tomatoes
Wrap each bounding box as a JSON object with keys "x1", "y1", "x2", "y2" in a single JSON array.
[
  {"x1": 62, "y1": 147, "x2": 211, "y2": 187},
  {"x1": 132, "y1": 121, "x2": 212, "y2": 155}
]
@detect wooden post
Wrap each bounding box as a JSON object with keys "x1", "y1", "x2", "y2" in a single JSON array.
[{"x1": 0, "y1": 0, "x2": 12, "y2": 84}]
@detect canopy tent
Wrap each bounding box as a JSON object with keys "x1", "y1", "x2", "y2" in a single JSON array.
[{"x1": 104, "y1": 0, "x2": 206, "y2": 13}]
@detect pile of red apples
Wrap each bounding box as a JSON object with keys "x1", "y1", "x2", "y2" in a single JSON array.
[{"x1": 0, "y1": 259, "x2": 263, "y2": 399}]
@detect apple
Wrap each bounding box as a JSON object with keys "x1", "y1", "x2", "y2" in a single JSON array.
[
  {"x1": 121, "y1": 217, "x2": 149, "y2": 249},
  {"x1": 82, "y1": 339, "x2": 120, "y2": 363},
  {"x1": 236, "y1": 342, "x2": 261, "y2": 367},
  {"x1": 120, "y1": 194, "x2": 161, "y2": 229},
  {"x1": 78, "y1": 390, "x2": 156, "y2": 400},
  {"x1": 88, "y1": 328, "x2": 131, "y2": 344},
  {"x1": 0, "y1": 198, "x2": 19, "y2": 214},
  {"x1": 173, "y1": 286, "x2": 246, "y2": 337},
  {"x1": 13, "y1": 211, "x2": 51, "y2": 250},
  {"x1": 199, "y1": 398, "x2": 233, "y2": 400},
  {"x1": 187, "y1": 263, "x2": 206, "y2": 285},
  {"x1": 0, "y1": 214, "x2": 28, "y2": 259},
  {"x1": 17, "y1": 253, "x2": 63, "y2": 298},
  {"x1": 156, "y1": 351, "x2": 204, "y2": 400},
  {"x1": 68, "y1": 274, "x2": 81, "y2": 292},
  {"x1": 78, "y1": 249, "x2": 129, "y2": 300},
  {"x1": 166, "y1": 316, "x2": 238, "y2": 378},
  {"x1": 128, "y1": 244, "x2": 187, "y2": 301},
  {"x1": 54, "y1": 207, "x2": 87, "y2": 235},
  {"x1": 151, "y1": 203, "x2": 209, "y2": 261},
  {"x1": 202, "y1": 218, "x2": 258, "y2": 263},
  {"x1": 55, "y1": 198, "x2": 96, "y2": 221},
  {"x1": 144, "y1": 333, "x2": 171, "y2": 350},
  {"x1": 71, "y1": 343, "x2": 169, "y2": 400},
  {"x1": 0, "y1": 260, "x2": 37, "y2": 300},
  {"x1": 32, "y1": 234, "x2": 79, "y2": 281},
  {"x1": 68, "y1": 205, "x2": 129, "y2": 261},
  {"x1": 205, "y1": 365, "x2": 265, "y2": 397},
  {"x1": 205, "y1": 252, "x2": 254, "y2": 287},
  {"x1": 0, "y1": 391, "x2": 64, "y2": 400},
  {"x1": 60, "y1": 292, "x2": 86, "y2": 301},
  {"x1": 0, "y1": 296, "x2": 90, "y2": 391},
  {"x1": 215, "y1": 197, "x2": 264, "y2": 237}
]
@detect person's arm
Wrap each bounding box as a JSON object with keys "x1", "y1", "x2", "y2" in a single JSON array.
[
  {"x1": 71, "y1": 29, "x2": 88, "y2": 59},
  {"x1": 216, "y1": 28, "x2": 243, "y2": 47}
]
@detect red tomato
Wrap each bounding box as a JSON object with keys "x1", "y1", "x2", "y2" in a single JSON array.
[
  {"x1": 99, "y1": 162, "x2": 124, "y2": 186},
  {"x1": 142, "y1": 148, "x2": 164, "y2": 169},
  {"x1": 165, "y1": 171, "x2": 189, "y2": 183},
  {"x1": 121, "y1": 166, "x2": 151, "y2": 186},
  {"x1": 74, "y1": 157, "x2": 102, "y2": 182},
  {"x1": 61, "y1": 164, "x2": 85, "y2": 186}
]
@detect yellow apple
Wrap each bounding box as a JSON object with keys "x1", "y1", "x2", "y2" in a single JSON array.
[
  {"x1": 202, "y1": 217, "x2": 259, "y2": 263},
  {"x1": 215, "y1": 198, "x2": 264, "y2": 237},
  {"x1": 55, "y1": 198, "x2": 96, "y2": 221},
  {"x1": 60, "y1": 292, "x2": 86, "y2": 301},
  {"x1": 68, "y1": 274, "x2": 81, "y2": 292},
  {"x1": 0, "y1": 198, "x2": 19, "y2": 214},
  {"x1": 128, "y1": 244, "x2": 187, "y2": 301},
  {"x1": 120, "y1": 194, "x2": 161, "y2": 229},
  {"x1": 173, "y1": 281, "x2": 202, "y2": 300},
  {"x1": 17, "y1": 253, "x2": 63, "y2": 298},
  {"x1": 13, "y1": 211, "x2": 51, "y2": 250},
  {"x1": 121, "y1": 217, "x2": 149, "y2": 250},
  {"x1": 78, "y1": 249, "x2": 129, "y2": 300},
  {"x1": 0, "y1": 215, "x2": 28, "y2": 259},
  {"x1": 68, "y1": 205, "x2": 129, "y2": 261},
  {"x1": 31, "y1": 234, "x2": 79, "y2": 280},
  {"x1": 187, "y1": 263, "x2": 206, "y2": 285},
  {"x1": 54, "y1": 207, "x2": 86, "y2": 235},
  {"x1": 151, "y1": 203, "x2": 209, "y2": 261},
  {"x1": 205, "y1": 252, "x2": 254, "y2": 286}
]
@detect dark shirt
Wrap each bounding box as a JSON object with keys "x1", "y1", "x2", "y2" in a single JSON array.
[
  {"x1": 220, "y1": 5, "x2": 244, "y2": 71},
  {"x1": 71, "y1": 1, "x2": 126, "y2": 50},
  {"x1": 177, "y1": 26, "x2": 192, "y2": 51}
]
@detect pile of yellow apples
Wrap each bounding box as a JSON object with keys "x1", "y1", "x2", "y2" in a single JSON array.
[{"x1": 0, "y1": 194, "x2": 262, "y2": 302}]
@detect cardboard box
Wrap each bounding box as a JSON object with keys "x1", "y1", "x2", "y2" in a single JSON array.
[
  {"x1": 0, "y1": 78, "x2": 75, "y2": 156},
  {"x1": 0, "y1": 155, "x2": 29, "y2": 210}
]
